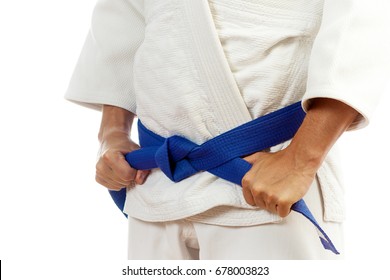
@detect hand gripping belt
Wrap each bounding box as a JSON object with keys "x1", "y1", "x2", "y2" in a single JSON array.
[{"x1": 109, "y1": 101, "x2": 339, "y2": 254}]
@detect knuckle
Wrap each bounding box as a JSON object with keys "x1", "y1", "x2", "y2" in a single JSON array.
[
  {"x1": 241, "y1": 174, "x2": 252, "y2": 188},
  {"x1": 278, "y1": 206, "x2": 290, "y2": 218},
  {"x1": 121, "y1": 170, "x2": 135, "y2": 182},
  {"x1": 95, "y1": 175, "x2": 119, "y2": 191},
  {"x1": 95, "y1": 161, "x2": 104, "y2": 174},
  {"x1": 101, "y1": 152, "x2": 112, "y2": 163},
  {"x1": 279, "y1": 211, "x2": 289, "y2": 218},
  {"x1": 278, "y1": 198, "x2": 290, "y2": 207},
  {"x1": 95, "y1": 175, "x2": 106, "y2": 187},
  {"x1": 252, "y1": 187, "x2": 264, "y2": 198},
  {"x1": 276, "y1": 200, "x2": 292, "y2": 218}
]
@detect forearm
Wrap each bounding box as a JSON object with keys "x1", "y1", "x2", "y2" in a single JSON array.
[
  {"x1": 98, "y1": 105, "x2": 135, "y2": 142},
  {"x1": 287, "y1": 98, "x2": 359, "y2": 173}
]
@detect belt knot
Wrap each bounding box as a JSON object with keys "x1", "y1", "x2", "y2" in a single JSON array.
[{"x1": 155, "y1": 135, "x2": 199, "y2": 182}]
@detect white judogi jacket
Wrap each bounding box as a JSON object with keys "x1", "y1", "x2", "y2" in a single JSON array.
[{"x1": 65, "y1": 0, "x2": 389, "y2": 226}]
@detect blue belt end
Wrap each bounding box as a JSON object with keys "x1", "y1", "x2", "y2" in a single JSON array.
[{"x1": 320, "y1": 237, "x2": 340, "y2": 255}]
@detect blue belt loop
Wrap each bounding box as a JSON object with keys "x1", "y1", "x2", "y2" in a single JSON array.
[{"x1": 109, "y1": 101, "x2": 340, "y2": 254}]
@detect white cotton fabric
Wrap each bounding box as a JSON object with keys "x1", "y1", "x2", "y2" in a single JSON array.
[
  {"x1": 65, "y1": 0, "x2": 389, "y2": 225},
  {"x1": 127, "y1": 179, "x2": 343, "y2": 259}
]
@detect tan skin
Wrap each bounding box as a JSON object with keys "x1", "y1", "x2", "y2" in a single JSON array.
[
  {"x1": 96, "y1": 98, "x2": 358, "y2": 217},
  {"x1": 96, "y1": 106, "x2": 150, "y2": 190}
]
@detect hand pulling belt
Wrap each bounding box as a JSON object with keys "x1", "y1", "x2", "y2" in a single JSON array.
[{"x1": 109, "y1": 101, "x2": 339, "y2": 254}]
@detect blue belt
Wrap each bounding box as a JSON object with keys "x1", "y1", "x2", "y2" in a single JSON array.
[{"x1": 109, "y1": 101, "x2": 339, "y2": 254}]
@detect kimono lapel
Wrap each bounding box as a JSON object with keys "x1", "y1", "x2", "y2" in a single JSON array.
[{"x1": 183, "y1": 0, "x2": 253, "y2": 135}]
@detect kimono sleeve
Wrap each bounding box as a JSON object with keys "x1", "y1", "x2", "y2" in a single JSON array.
[
  {"x1": 302, "y1": 0, "x2": 390, "y2": 130},
  {"x1": 65, "y1": 0, "x2": 145, "y2": 114}
]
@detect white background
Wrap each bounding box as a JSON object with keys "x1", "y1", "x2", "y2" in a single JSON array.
[{"x1": 0, "y1": 1, "x2": 389, "y2": 279}]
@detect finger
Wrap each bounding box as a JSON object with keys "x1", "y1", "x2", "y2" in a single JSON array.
[
  {"x1": 95, "y1": 174, "x2": 124, "y2": 191},
  {"x1": 96, "y1": 160, "x2": 135, "y2": 189},
  {"x1": 242, "y1": 184, "x2": 256, "y2": 206},
  {"x1": 101, "y1": 151, "x2": 137, "y2": 183},
  {"x1": 113, "y1": 152, "x2": 138, "y2": 181},
  {"x1": 96, "y1": 160, "x2": 134, "y2": 186},
  {"x1": 276, "y1": 202, "x2": 292, "y2": 218},
  {"x1": 99, "y1": 173, "x2": 133, "y2": 189},
  {"x1": 135, "y1": 170, "x2": 150, "y2": 185},
  {"x1": 264, "y1": 194, "x2": 279, "y2": 214},
  {"x1": 253, "y1": 193, "x2": 267, "y2": 209}
]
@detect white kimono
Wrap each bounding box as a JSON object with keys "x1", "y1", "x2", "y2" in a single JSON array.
[{"x1": 65, "y1": 0, "x2": 389, "y2": 226}]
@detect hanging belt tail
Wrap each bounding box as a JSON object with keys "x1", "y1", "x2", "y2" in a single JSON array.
[{"x1": 109, "y1": 101, "x2": 339, "y2": 254}]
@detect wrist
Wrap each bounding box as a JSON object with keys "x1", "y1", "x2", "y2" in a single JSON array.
[
  {"x1": 285, "y1": 139, "x2": 324, "y2": 176},
  {"x1": 284, "y1": 98, "x2": 358, "y2": 175},
  {"x1": 98, "y1": 105, "x2": 135, "y2": 142}
]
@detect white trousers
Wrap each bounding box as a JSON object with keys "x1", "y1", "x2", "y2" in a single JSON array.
[{"x1": 127, "y1": 179, "x2": 343, "y2": 260}]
